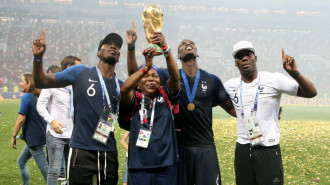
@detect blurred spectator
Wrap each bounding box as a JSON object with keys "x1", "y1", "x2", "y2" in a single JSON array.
[
  {"x1": 3, "y1": 85, "x2": 8, "y2": 92},
  {"x1": 0, "y1": 2, "x2": 329, "y2": 98}
]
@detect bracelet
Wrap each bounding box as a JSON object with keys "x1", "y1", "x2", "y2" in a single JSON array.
[
  {"x1": 34, "y1": 57, "x2": 43, "y2": 62},
  {"x1": 141, "y1": 66, "x2": 148, "y2": 74},
  {"x1": 293, "y1": 71, "x2": 300, "y2": 78},
  {"x1": 164, "y1": 48, "x2": 171, "y2": 57},
  {"x1": 128, "y1": 45, "x2": 135, "y2": 51},
  {"x1": 161, "y1": 46, "x2": 168, "y2": 51}
]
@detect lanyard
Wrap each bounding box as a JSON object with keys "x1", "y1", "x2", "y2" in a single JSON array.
[
  {"x1": 181, "y1": 69, "x2": 200, "y2": 103},
  {"x1": 96, "y1": 66, "x2": 120, "y2": 113},
  {"x1": 140, "y1": 95, "x2": 156, "y2": 130},
  {"x1": 240, "y1": 73, "x2": 260, "y2": 118},
  {"x1": 64, "y1": 86, "x2": 74, "y2": 119}
]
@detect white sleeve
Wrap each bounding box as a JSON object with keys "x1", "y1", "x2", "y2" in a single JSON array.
[
  {"x1": 274, "y1": 73, "x2": 299, "y2": 96},
  {"x1": 37, "y1": 89, "x2": 55, "y2": 124},
  {"x1": 224, "y1": 80, "x2": 230, "y2": 93}
]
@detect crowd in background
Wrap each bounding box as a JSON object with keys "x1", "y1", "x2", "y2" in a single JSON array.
[{"x1": 1, "y1": 1, "x2": 329, "y2": 97}]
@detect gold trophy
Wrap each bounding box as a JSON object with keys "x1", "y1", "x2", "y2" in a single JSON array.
[{"x1": 142, "y1": 4, "x2": 163, "y2": 55}]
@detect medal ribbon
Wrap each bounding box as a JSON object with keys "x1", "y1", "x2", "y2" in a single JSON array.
[
  {"x1": 181, "y1": 69, "x2": 200, "y2": 104},
  {"x1": 239, "y1": 73, "x2": 260, "y2": 118},
  {"x1": 96, "y1": 67, "x2": 120, "y2": 113},
  {"x1": 140, "y1": 95, "x2": 157, "y2": 130}
]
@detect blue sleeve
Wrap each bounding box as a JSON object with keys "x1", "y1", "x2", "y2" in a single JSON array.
[
  {"x1": 118, "y1": 79, "x2": 124, "y2": 87},
  {"x1": 19, "y1": 93, "x2": 31, "y2": 115},
  {"x1": 54, "y1": 65, "x2": 88, "y2": 86},
  {"x1": 159, "y1": 68, "x2": 169, "y2": 82},
  {"x1": 118, "y1": 91, "x2": 136, "y2": 131},
  {"x1": 164, "y1": 84, "x2": 180, "y2": 105},
  {"x1": 212, "y1": 74, "x2": 230, "y2": 104}
]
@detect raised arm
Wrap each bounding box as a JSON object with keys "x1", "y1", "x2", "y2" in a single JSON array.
[
  {"x1": 150, "y1": 32, "x2": 180, "y2": 94},
  {"x1": 126, "y1": 21, "x2": 139, "y2": 76},
  {"x1": 120, "y1": 48, "x2": 155, "y2": 105},
  {"x1": 282, "y1": 48, "x2": 317, "y2": 98},
  {"x1": 32, "y1": 29, "x2": 58, "y2": 88}
]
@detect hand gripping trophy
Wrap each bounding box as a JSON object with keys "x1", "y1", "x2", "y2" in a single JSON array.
[{"x1": 142, "y1": 4, "x2": 163, "y2": 55}]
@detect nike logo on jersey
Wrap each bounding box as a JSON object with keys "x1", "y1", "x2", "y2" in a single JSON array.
[
  {"x1": 88, "y1": 78, "x2": 98, "y2": 83},
  {"x1": 157, "y1": 97, "x2": 164, "y2": 103}
]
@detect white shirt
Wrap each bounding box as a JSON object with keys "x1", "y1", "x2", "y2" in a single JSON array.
[
  {"x1": 37, "y1": 87, "x2": 73, "y2": 138},
  {"x1": 224, "y1": 71, "x2": 299, "y2": 146}
]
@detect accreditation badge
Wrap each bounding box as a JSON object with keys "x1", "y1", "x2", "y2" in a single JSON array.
[
  {"x1": 243, "y1": 113, "x2": 264, "y2": 146},
  {"x1": 92, "y1": 109, "x2": 116, "y2": 145},
  {"x1": 136, "y1": 129, "x2": 151, "y2": 148}
]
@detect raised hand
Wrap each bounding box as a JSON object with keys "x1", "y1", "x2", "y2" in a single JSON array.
[
  {"x1": 150, "y1": 32, "x2": 167, "y2": 48},
  {"x1": 126, "y1": 20, "x2": 138, "y2": 47},
  {"x1": 142, "y1": 48, "x2": 156, "y2": 69},
  {"x1": 32, "y1": 28, "x2": 47, "y2": 59},
  {"x1": 282, "y1": 48, "x2": 298, "y2": 75}
]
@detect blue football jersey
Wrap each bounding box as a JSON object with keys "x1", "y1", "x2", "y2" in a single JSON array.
[{"x1": 54, "y1": 65, "x2": 123, "y2": 151}]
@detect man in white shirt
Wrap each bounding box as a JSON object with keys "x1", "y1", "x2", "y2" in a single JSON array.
[
  {"x1": 37, "y1": 56, "x2": 81, "y2": 185},
  {"x1": 224, "y1": 41, "x2": 317, "y2": 185}
]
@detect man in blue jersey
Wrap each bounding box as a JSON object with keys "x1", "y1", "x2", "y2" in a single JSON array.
[
  {"x1": 126, "y1": 23, "x2": 236, "y2": 185},
  {"x1": 32, "y1": 29, "x2": 123, "y2": 185}
]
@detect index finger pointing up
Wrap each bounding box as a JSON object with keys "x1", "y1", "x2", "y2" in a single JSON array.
[
  {"x1": 42, "y1": 28, "x2": 47, "y2": 43},
  {"x1": 132, "y1": 20, "x2": 136, "y2": 32},
  {"x1": 281, "y1": 48, "x2": 285, "y2": 60}
]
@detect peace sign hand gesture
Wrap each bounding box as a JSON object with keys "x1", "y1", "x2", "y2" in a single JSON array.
[
  {"x1": 282, "y1": 48, "x2": 298, "y2": 76},
  {"x1": 32, "y1": 29, "x2": 47, "y2": 59}
]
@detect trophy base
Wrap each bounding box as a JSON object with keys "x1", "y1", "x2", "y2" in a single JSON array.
[{"x1": 148, "y1": 44, "x2": 163, "y2": 56}]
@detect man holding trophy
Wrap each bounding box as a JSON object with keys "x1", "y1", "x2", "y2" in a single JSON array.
[{"x1": 125, "y1": 4, "x2": 236, "y2": 185}]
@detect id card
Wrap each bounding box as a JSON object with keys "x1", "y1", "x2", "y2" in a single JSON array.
[
  {"x1": 92, "y1": 109, "x2": 117, "y2": 145},
  {"x1": 136, "y1": 129, "x2": 151, "y2": 148},
  {"x1": 107, "y1": 112, "x2": 118, "y2": 132},
  {"x1": 243, "y1": 114, "x2": 264, "y2": 146}
]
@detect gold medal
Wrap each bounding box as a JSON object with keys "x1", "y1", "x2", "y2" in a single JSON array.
[{"x1": 187, "y1": 103, "x2": 195, "y2": 111}]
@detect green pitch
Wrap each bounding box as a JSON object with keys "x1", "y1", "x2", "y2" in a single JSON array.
[
  {"x1": 213, "y1": 105, "x2": 330, "y2": 120},
  {"x1": 0, "y1": 100, "x2": 329, "y2": 184}
]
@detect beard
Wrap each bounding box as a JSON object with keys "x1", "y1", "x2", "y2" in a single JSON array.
[
  {"x1": 181, "y1": 52, "x2": 197, "y2": 62},
  {"x1": 103, "y1": 56, "x2": 117, "y2": 65}
]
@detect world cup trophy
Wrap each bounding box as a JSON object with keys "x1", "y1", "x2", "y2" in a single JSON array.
[{"x1": 142, "y1": 4, "x2": 163, "y2": 55}]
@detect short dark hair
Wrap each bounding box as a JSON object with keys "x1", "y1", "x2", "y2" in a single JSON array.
[
  {"x1": 61, "y1": 56, "x2": 81, "y2": 71},
  {"x1": 46, "y1": 65, "x2": 61, "y2": 74}
]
